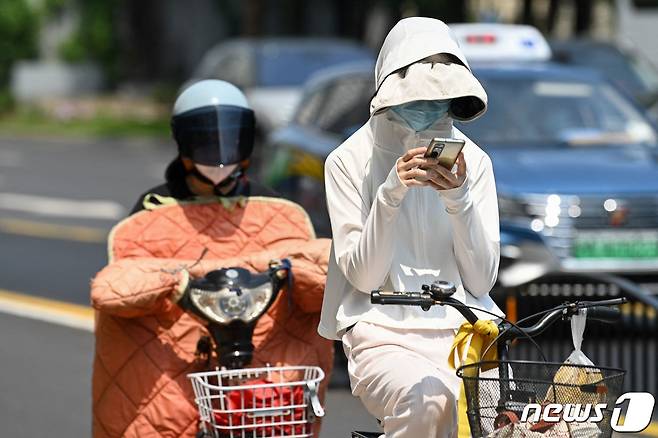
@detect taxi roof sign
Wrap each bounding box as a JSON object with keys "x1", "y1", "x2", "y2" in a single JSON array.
[{"x1": 450, "y1": 23, "x2": 552, "y2": 63}]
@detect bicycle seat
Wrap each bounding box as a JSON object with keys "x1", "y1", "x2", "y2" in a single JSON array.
[{"x1": 352, "y1": 432, "x2": 381, "y2": 438}]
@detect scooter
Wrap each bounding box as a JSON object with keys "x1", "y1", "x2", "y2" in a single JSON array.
[{"x1": 177, "y1": 260, "x2": 325, "y2": 438}]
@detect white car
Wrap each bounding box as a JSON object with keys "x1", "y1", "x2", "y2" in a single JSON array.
[
  {"x1": 450, "y1": 23, "x2": 552, "y2": 63},
  {"x1": 185, "y1": 38, "x2": 374, "y2": 135}
]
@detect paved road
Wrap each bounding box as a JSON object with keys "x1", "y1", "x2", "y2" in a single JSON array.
[
  {"x1": 0, "y1": 135, "x2": 374, "y2": 436},
  {"x1": 0, "y1": 313, "x2": 93, "y2": 437},
  {"x1": 0, "y1": 313, "x2": 377, "y2": 437},
  {"x1": 0, "y1": 312, "x2": 647, "y2": 438},
  {"x1": 0, "y1": 136, "x2": 169, "y2": 303}
]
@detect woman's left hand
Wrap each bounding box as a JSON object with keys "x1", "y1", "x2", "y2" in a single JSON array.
[{"x1": 423, "y1": 152, "x2": 467, "y2": 190}]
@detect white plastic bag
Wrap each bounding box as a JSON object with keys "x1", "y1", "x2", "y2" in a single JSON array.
[
  {"x1": 565, "y1": 309, "x2": 595, "y2": 366},
  {"x1": 550, "y1": 309, "x2": 605, "y2": 405}
]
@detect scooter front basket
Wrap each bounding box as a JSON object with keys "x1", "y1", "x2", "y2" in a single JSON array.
[{"x1": 188, "y1": 365, "x2": 325, "y2": 438}]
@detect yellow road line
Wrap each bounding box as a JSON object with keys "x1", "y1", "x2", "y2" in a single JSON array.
[
  {"x1": 0, "y1": 288, "x2": 93, "y2": 331},
  {"x1": 0, "y1": 217, "x2": 107, "y2": 243}
]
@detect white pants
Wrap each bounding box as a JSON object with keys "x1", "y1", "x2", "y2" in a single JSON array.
[{"x1": 342, "y1": 322, "x2": 461, "y2": 438}]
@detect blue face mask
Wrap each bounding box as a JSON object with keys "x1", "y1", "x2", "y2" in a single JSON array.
[{"x1": 390, "y1": 100, "x2": 452, "y2": 132}]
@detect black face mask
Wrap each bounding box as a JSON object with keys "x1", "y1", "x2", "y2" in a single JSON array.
[{"x1": 171, "y1": 104, "x2": 256, "y2": 166}]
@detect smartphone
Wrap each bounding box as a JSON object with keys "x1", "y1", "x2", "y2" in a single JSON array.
[{"x1": 424, "y1": 137, "x2": 466, "y2": 169}]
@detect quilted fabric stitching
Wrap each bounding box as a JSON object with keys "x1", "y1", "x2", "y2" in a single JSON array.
[
  {"x1": 202, "y1": 210, "x2": 267, "y2": 257},
  {"x1": 95, "y1": 281, "x2": 174, "y2": 307},
  {"x1": 93, "y1": 414, "x2": 111, "y2": 438},
  {"x1": 95, "y1": 199, "x2": 326, "y2": 438},
  {"x1": 135, "y1": 360, "x2": 199, "y2": 436},
  {"x1": 95, "y1": 317, "x2": 147, "y2": 404},
  {"x1": 131, "y1": 340, "x2": 181, "y2": 405},
  {"x1": 139, "y1": 212, "x2": 194, "y2": 258},
  {"x1": 114, "y1": 200, "x2": 313, "y2": 260},
  {"x1": 110, "y1": 330, "x2": 191, "y2": 436},
  {"x1": 173, "y1": 205, "x2": 252, "y2": 259},
  {"x1": 96, "y1": 312, "x2": 198, "y2": 436},
  {"x1": 264, "y1": 200, "x2": 315, "y2": 240},
  {"x1": 112, "y1": 212, "x2": 163, "y2": 259}
]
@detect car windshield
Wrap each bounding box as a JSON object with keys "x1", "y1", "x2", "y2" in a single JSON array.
[
  {"x1": 295, "y1": 73, "x2": 373, "y2": 136},
  {"x1": 459, "y1": 76, "x2": 657, "y2": 147},
  {"x1": 562, "y1": 45, "x2": 658, "y2": 97},
  {"x1": 570, "y1": 44, "x2": 658, "y2": 96},
  {"x1": 258, "y1": 44, "x2": 371, "y2": 87}
]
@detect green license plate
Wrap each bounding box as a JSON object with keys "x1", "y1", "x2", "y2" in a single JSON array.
[{"x1": 573, "y1": 231, "x2": 658, "y2": 259}]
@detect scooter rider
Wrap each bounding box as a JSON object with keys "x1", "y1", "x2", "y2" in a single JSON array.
[
  {"x1": 319, "y1": 18, "x2": 504, "y2": 438},
  {"x1": 131, "y1": 79, "x2": 276, "y2": 212},
  {"x1": 91, "y1": 80, "x2": 333, "y2": 438}
]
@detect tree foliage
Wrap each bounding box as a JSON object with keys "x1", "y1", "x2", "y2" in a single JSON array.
[
  {"x1": 58, "y1": 0, "x2": 119, "y2": 83},
  {"x1": 0, "y1": 0, "x2": 38, "y2": 110}
]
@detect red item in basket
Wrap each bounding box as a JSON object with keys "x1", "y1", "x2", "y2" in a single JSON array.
[{"x1": 214, "y1": 378, "x2": 308, "y2": 436}]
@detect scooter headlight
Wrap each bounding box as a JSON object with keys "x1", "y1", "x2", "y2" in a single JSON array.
[{"x1": 188, "y1": 268, "x2": 276, "y2": 324}]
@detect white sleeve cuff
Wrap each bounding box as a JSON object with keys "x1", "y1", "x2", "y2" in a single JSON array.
[
  {"x1": 439, "y1": 179, "x2": 472, "y2": 214},
  {"x1": 379, "y1": 160, "x2": 409, "y2": 207}
]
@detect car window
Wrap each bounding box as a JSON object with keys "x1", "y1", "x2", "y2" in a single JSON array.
[
  {"x1": 314, "y1": 76, "x2": 372, "y2": 135},
  {"x1": 295, "y1": 87, "x2": 327, "y2": 127},
  {"x1": 629, "y1": 53, "x2": 658, "y2": 92},
  {"x1": 296, "y1": 75, "x2": 372, "y2": 136},
  {"x1": 196, "y1": 46, "x2": 252, "y2": 88},
  {"x1": 460, "y1": 76, "x2": 657, "y2": 147},
  {"x1": 563, "y1": 45, "x2": 654, "y2": 96},
  {"x1": 257, "y1": 45, "x2": 372, "y2": 87},
  {"x1": 215, "y1": 49, "x2": 251, "y2": 88}
]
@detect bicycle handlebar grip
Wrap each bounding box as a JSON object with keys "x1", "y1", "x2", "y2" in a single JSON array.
[
  {"x1": 371, "y1": 290, "x2": 432, "y2": 307},
  {"x1": 586, "y1": 306, "x2": 621, "y2": 324}
]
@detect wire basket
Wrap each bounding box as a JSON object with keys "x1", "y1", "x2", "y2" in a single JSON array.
[
  {"x1": 188, "y1": 365, "x2": 325, "y2": 438},
  {"x1": 457, "y1": 360, "x2": 626, "y2": 438}
]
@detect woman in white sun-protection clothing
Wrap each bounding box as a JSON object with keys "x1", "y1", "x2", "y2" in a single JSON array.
[{"x1": 318, "y1": 17, "x2": 505, "y2": 438}]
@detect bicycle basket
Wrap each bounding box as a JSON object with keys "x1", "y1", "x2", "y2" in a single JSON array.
[
  {"x1": 457, "y1": 360, "x2": 625, "y2": 438},
  {"x1": 188, "y1": 365, "x2": 325, "y2": 438}
]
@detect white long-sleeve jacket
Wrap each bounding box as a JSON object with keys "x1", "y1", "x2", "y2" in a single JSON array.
[{"x1": 318, "y1": 17, "x2": 504, "y2": 340}]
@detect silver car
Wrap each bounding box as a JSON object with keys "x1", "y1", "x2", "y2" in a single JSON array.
[{"x1": 186, "y1": 38, "x2": 374, "y2": 135}]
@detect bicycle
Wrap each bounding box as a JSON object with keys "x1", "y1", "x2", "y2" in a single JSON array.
[{"x1": 351, "y1": 280, "x2": 626, "y2": 438}]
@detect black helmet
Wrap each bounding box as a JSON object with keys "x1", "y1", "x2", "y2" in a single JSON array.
[{"x1": 171, "y1": 80, "x2": 255, "y2": 166}]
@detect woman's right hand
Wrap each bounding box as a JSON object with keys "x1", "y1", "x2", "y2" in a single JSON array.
[{"x1": 396, "y1": 146, "x2": 435, "y2": 187}]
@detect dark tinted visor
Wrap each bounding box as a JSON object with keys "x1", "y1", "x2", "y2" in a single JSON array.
[{"x1": 171, "y1": 105, "x2": 255, "y2": 166}]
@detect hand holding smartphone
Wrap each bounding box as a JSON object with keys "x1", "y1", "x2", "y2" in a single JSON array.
[{"x1": 423, "y1": 138, "x2": 466, "y2": 170}]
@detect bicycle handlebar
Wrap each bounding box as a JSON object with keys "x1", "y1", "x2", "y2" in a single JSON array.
[
  {"x1": 370, "y1": 288, "x2": 626, "y2": 342},
  {"x1": 585, "y1": 305, "x2": 622, "y2": 324},
  {"x1": 370, "y1": 291, "x2": 435, "y2": 309},
  {"x1": 371, "y1": 290, "x2": 479, "y2": 323},
  {"x1": 498, "y1": 298, "x2": 625, "y2": 342}
]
